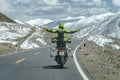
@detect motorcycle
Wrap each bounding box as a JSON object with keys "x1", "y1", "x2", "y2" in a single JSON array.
[{"x1": 51, "y1": 38, "x2": 71, "y2": 68}]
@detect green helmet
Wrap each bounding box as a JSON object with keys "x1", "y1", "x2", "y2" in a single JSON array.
[{"x1": 59, "y1": 23, "x2": 64, "y2": 29}]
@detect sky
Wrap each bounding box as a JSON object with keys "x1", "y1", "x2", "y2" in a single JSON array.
[{"x1": 0, "y1": 0, "x2": 120, "y2": 21}]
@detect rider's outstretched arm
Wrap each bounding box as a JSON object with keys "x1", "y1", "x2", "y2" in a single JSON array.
[
  {"x1": 65, "y1": 29, "x2": 80, "y2": 33},
  {"x1": 43, "y1": 27, "x2": 58, "y2": 33}
]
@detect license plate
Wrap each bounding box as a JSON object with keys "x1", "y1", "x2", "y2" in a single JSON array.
[{"x1": 59, "y1": 51, "x2": 64, "y2": 55}]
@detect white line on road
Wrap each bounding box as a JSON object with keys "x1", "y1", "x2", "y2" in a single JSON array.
[
  {"x1": 73, "y1": 40, "x2": 89, "y2": 80},
  {"x1": 16, "y1": 58, "x2": 26, "y2": 64}
]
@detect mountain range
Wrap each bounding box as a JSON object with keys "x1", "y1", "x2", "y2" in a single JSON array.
[{"x1": 0, "y1": 12, "x2": 120, "y2": 54}]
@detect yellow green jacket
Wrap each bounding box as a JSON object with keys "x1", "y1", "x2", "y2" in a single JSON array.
[{"x1": 44, "y1": 28, "x2": 79, "y2": 41}]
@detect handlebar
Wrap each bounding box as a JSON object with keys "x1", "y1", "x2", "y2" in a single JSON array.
[{"x1": 51, "y1": 38, "x2": 71, "y2": 43}]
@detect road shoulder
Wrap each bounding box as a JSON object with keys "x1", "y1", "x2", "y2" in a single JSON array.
[{"x1": 76, "y1": 40, "x2": 120, "y2": 80}]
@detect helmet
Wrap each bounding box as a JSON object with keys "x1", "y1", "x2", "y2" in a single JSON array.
[{"x1": 59, "y1": 23, "x2": 64, "y2": 29}]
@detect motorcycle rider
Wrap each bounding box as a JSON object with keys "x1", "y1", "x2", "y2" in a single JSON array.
[{"x1": 43, "y1": 23, "x2": 80, "y2": 61}]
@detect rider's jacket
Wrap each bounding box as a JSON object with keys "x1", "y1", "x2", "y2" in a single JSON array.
[{"x1": 44, "y1": 28, "x2": 78, "y2": 42}]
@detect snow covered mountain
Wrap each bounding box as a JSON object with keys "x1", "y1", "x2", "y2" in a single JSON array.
[
  {"x1": 25, "y1": 16, "x2": 85, "y2": 29},
  {"x1": 24, "y1": 12, "x2": 120, "y2": 50},
  {"x1": 0, "y1": 22, "x2": 46, "y2": 52},
  {"x1": 1, "y1": 11, "x2": 120, "y2": 55},
  {"x1": 72, "y1": 12, "x2": 120, "y2": 38},
  {"x1": 26, "y1": 18, "x2": 53, "y2": 26},
  {"x1": 70, "y1": 12, "x2": 120, "y2": 50},
  {"x1": 43, "y1": 16, "x2": 85, "y2": 28},
  {"x1": 15, "y1": 20, "x2": 25, "y2": 24}
]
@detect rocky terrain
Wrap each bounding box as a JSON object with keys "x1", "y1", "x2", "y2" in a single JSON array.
[
  {"x1": 76, "y1": 37, "x2": 120, "y2": 80},
  {"x1": 0, "y1": 22, "x2": 46, "y2": 56}
]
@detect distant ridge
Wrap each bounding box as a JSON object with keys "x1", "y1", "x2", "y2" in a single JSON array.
[{"x1": 0, "y1": 12, "x2": 16, "y2": 23}]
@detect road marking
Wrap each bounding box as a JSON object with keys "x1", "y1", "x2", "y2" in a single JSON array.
[
  {"x1": 0, "y1": 44, "x2": 54, "y2": 58},
  {"x1": 16, "y1": 58, "x2": 26, "y2": 64},
  {"x1": 73, "y1": 40, "x2": 89, "y2": 80}
]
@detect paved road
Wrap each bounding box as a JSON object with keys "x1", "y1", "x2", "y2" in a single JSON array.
[{"x1": 0, "y1": 39, "x2": 92, "y2": 80}]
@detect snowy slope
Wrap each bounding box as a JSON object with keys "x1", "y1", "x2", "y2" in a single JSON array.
[
  {"x1": 0, "y1": 22, "x2": 31, "y2": 45},
  {"x1": 25, "y1": 16, "x2": 85, "y2": 29},
  {"x1": 26, "y1": 18, "x2": 53, "y2": 26},
  {"x1": 15, "y1": 20, "x2": 25, "y2": 24},
  {"x1": 87, "y1": 35, "x2": 120, "y2": 50},
  {"x1": 72, "y1": 12, "x2": 120, "y2": 38},
  {"x1": 70, "y1": 12, "x2": 120, "y2": 50},
  {"x1": 0, "y1": 22, "x2": 46, "y2": 50},
  {"x1": 20, "y1": 28, "x2": 46, "y2": 49},
  {"x1": 43, "y1": 16, "x2": 85, "y2": 28}
]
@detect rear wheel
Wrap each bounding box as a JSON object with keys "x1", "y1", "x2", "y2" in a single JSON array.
[
  {"x1": 60, "y1": 63, "x2": 63, "y2": 68},
  {"x1": 59, "y1": 56, "x2": 64, "y2": 68}
]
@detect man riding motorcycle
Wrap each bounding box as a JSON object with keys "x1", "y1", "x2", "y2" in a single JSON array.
[{"x1": 43, "y1": 23, "x2": 80, "y2": 61}]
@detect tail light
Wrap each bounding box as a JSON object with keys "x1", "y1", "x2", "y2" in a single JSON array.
[{"x1": 58, "y1": 47, "x2": 65, "y2": 50}]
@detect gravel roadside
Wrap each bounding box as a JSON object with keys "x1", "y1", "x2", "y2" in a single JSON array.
[{"x1": 76, "y1": 40, "x2": 120, "y2": 80}]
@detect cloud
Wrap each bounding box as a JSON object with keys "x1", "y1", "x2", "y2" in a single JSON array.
[
  {"x1": 0, "y1": 0, "x2": 112, "y2": 21},
  {"x1": 42, "y1": 0, "x2": 59, "y2": 5},
  {"x1": 0, "y1": 0, "x2": 9, "y2": 12},
  {"x1": 88, "y1": 8, "x2": 108, "y2": 15},
  {"x1": 112, "y1": 0, "x2": 120, "y2": 7},
  {"x1": 92, "y1": 0, "x2": 102, "y2": 6},
  {"x1": 19, "y1": 0, "x2": 31, "y2": 4},
  {"x1": 69, "y1": 7, "x2": 108, "y2": 17}
]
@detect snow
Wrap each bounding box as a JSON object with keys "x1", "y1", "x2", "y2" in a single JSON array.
[
  {"x1": 20, "y1": 28, "x2": 46, "y2": 49},
  {"x1": 81, "y1": 12, "x2": 114, "y2": 26},
  {"x1": 20, "y1": 31, "x2": 39, "y2": 49},
  {"x1": 0, "y1": 26, "x2": 9, "y2": 31},
  {"x1": 88, "y1": 35, "x2": 113, "y2": 47},
  {"x1": 0, "y1": 22, "x2": 31, "y2": 45},
  {"x1": 69, "y1": 12, "x2": 120, "y2": 39},
  {"x1": 0, "y1": 40, "x2": 18, "y2": 45},
  {"x1": 20, "y1": 40, "x2": 39, "y2": 49},
  {"x1": 20, "y1": 37, "x2": 46, "y2": 49},
  {"x1": 87, "y1": 35, "x2": 120, "y2": 50},
  {"x1": 26, "y1": 18, "x2": 53, "y2": 26},
  {"x1": 95, "y1": 12, "x2": 114, "y2": 20},
  {"x1": 0, "y1": 27, "x2": 31, "y2": 40},
  {"x1": 62, "y1": 16, "x2": 86, "y2": 20},
  {"x1": 65, "y1": 23, "x2": 74, "y2": 27},
  {"x1": 15, "y1": 20, "x2": 25, "y2": 24},
  {"x1": 36, "y1": 38, "x2": 46, "y2": 45},
  {"x1": 111, "y1": 44, "x2": 120, "y2": 50}
]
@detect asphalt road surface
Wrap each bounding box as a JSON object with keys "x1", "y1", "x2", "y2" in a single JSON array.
[{"x1": 0, "y1": 39, "x2": 93, "y2": 80}]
